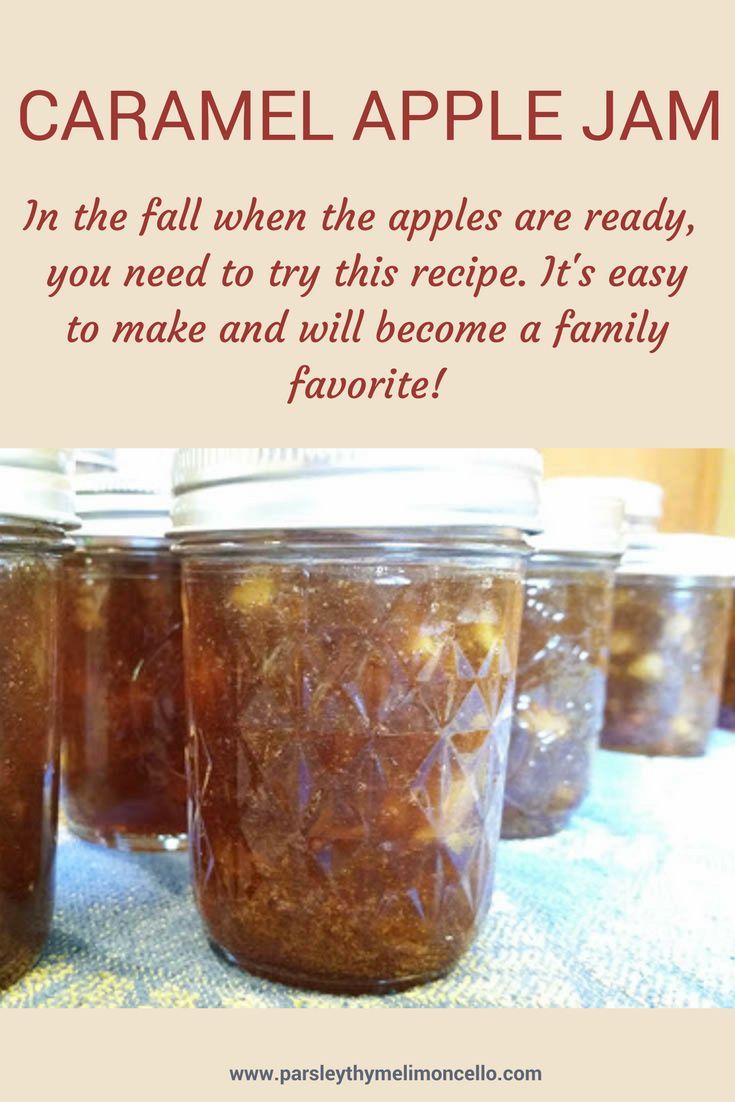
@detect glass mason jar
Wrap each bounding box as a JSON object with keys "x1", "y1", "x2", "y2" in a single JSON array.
[
  {"x1": 61, "y1": 476, "x2": 187, "y2": 851},
  {"x1": 0, "y1": 450, "x2": 75, "y2": 989},
  {"x1": 502, "y1": 486, "x2": 624, "y2": 838},
  {"x1": 602, "y1": 535, "x2": 735, "y2": 756},
  {"x1": 172, "y1": 448, "x2": 541, "y2": 993}
]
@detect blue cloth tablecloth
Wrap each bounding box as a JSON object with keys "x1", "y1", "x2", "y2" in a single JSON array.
[{"x1": 2, "y1": 733, "x2": 734, "y2": 1008}]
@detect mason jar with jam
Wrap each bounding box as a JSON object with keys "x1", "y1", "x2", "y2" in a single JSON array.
[
  {"x1": 61, "y1": 475, "x2": 187, "y2": 851},
  {"x1": 603, "y1": 535, "x2": 735, "y2": 756},
  {"x1": 0, "y1": 449, "x2": 76, "y2": 988},
  {"x1": 172, "y1": 448, "x2": 542, "y2": 993},
  {"x1": 502, "y1": 484, "x2": 625, "y2": 839}
]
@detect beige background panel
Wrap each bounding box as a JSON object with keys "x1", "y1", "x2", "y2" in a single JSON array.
[
  {"x1": 1, "y1": 0, "x2": 733, "y2": 441},
  {"x1": 2, "y1": 1, "x2": 735, "y2": 1085},
  {"x1": 3, "y1": 1007, "x2": 735, "y2": 1101}
]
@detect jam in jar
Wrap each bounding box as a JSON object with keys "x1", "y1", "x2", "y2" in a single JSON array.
[
  {"x1": 602, "y1": 536, "x2": 735, "y2": 756},
  {"x1": 0, "y1": 450, "x2": 75, "y2": 988},
  {"x1": 503, "y1": 560, "x2": 618, "y2": 838},
  {"x1": 502, "y1": 485, "x2": 623, "y2": 838},
  {"x1": 717, "y1": 600, "x2": 735, "y2": 732},
  {"x1": 61, "y1": 476, "x2": 187, "y2": 850},
  {"x1": 173, "y1": 448, "x2": 541, "y2": 993}
]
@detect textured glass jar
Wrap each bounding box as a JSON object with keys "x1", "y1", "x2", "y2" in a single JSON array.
[
  {"x1": 501, "y1": 484, "x2": 623, "y2": 838},
  {"x1": 502, "y1": 555, "x2": 617, "y2": 838},
  {"x1": 173, "y1": 449, "x2": 541, "y2": 993},
  {"x1": 603, "y1": 536, "x2": 735, "y2": 757},
  {"x1": 0, "y1": 452, "x2": 75, "y2": 989},
  {"x1": 61, "y1": 478, "x2": 187, "y2": 851}
]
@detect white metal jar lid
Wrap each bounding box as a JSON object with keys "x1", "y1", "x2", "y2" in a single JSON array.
[
  {"x1": 171, "y1": 448, "x2": 543, "y2": 534},
  {"x1": 533, "y1": 482, "x2": 626, "y2": 557},
  {"x1": 545, "y1": 476, "x2": 664, "y2": 534},
  {"x1": 619, "y1": 533, "x2": 735, "y2": 579},
  {"x1": 75, "y1": 472, "x2": 172, "y2": 540},
  {"x1": 73, "y1": 448, "x2": 117, "y2": 473},
  {"x1": 0, "y1": 448, "x2": 73, "y2": 474},
  {"x1": 0, "y1": 449, "x2": 77, "y2": 528}
]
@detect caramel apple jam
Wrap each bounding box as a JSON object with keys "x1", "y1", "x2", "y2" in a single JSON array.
[
  {"x1": 0, "y1": 534, "x2": 63, "y2": 989},
  {"x1": 181, "y1": 539, "x2": 526, "y2": 992},
  {"x1": 502, "y1": 559, "x2": 616, "y2": 839},
  {"x1": 717, "y1": 601, "x2": 735, "y2": 732},
  {"x1": 603, "y1": 577, "x2": 732, "y2": 756},
  {"x1": 61, "y1": 544, "x2": 187, "y2": 850}
]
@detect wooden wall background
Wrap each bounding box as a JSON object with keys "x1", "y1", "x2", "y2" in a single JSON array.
[{"x1": 540, "y1": 449, "x2": 725, "y2": 533}]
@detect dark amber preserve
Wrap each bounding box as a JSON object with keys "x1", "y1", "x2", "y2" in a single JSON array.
[
  {"x1": 603, "y1": 577, "x2": 732, "y2": 756},
  {"x1": 62, "y1": 544, "x2": 187, "y2": 850},
  {"x1": 718, "y1": 601, "x2": 735, "y2": 731},
  {"x1": 181, "y1": 542, "x2": 525, "y2": 993},
  {"x1": 502, "y1": 559, "x2": 615, "y2": 839},
  {"x1": 0, "y1": 544, "x2": 61, "y2": 989}
]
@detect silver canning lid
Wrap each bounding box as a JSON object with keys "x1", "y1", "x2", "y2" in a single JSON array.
[
  {"x1": 0, "y1": 449, "x2": 77, "y2": 528},
  {"x1": 545, "y1": 476, "x2": 663, "y2": 543},
  {"x1": 0, "y1": 448, "x2": 73, "y2": 474},
  {"x1": 171, "y1": 448, "x2": 543, "y2": 534},
  {"x1": 73, "y1": 448, "x2": 117, "y2": 473},
  {"x1": 74, "y1": 472, "x2": 171, "y2": 540},
  {"x1": 532, "y1": 482, "x2": 626, "y2": 557},
  {"x1": 619, "y1": 533, "x2": 735, "y2": 580}
]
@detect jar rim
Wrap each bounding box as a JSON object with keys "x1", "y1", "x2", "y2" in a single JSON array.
[
  {"x1": 73, "y1": 534, "x2": 171, "y2": 552},
  {"x1": 171, "y1": 525, "x2": 533, "y2": 559},
  {"x1": 0, "y1": 515, "x2": 74, "y2": 551},
  {"x1": 615, "y1": 571, "x2": 734, "y2": 590},
  {"x1": 529, "y1": 548, "x2": 623, "y2": 567}
]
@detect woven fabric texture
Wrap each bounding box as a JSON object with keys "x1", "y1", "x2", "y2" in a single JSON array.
[{"x1": 2, "y1": 734, "x2": 733, "y2": 1009}]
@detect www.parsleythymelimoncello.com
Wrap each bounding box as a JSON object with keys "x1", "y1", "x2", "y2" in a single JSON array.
[{"x1": 228, "y1": 1064, "x2": 543, "y2": 1086}]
